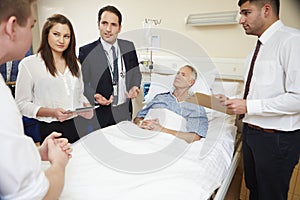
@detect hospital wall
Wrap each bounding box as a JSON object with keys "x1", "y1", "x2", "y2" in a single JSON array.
[{"x1": 33, "y1": 0, "x2": 300, "y2": 60}]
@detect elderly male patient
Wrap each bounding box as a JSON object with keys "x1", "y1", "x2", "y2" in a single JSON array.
[{"x1": 133, "y1": 65, "x2": 208, "y2": 143}]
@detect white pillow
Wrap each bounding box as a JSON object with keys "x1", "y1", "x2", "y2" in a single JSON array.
[
  {"x1": 201, "y1": 68, "x2": 218, "y2": 90},
  {"x1": 143, "y1": 69, "x2": 217, "y2": 104},
  {"x1": 190, "y1": 73, "x2": 212, "y2": 94},
  {"x1": 144, "y1": 108, "x2": 187, "y2": 132},
  {"x1": 143, "y1": 74, "x2": 175, "y2": 104},
  {"x1": 211, "y1": 81, "x2": 241, "y2": 98}
]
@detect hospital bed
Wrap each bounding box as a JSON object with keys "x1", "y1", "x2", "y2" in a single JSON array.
[{"x1": 42, "y1": 70, "x2": 243, "y2": 200}]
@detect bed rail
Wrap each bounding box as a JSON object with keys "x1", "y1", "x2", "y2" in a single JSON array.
[{"x1": 212, "y1": 138, "x2": 242, "y2": 200}]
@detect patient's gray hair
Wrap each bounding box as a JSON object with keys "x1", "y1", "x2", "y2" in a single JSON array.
[{"x1": 183, "y1": 65, "x2": 197, "y2": 81}]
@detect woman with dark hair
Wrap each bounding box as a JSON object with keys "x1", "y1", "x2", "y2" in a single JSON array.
[{"x1": 16, "y1": 14, "x2": 93, "y2": 143}]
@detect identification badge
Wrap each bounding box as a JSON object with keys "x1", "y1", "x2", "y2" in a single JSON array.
[{"x1": 113, "y1": 84, "x2": 118, "y2": 96}]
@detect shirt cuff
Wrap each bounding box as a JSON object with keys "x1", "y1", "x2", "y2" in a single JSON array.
[
  {"x1": 33, "y1": 106, "x2": 42, "y2": 118},
  {"x1": 247, "y1": 99, "x2": 263, "y2": 115}
]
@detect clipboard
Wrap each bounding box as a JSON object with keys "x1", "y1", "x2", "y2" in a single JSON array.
[
  {"x1": 64, "y1": 105, "x2": 99, "y2": 114},
  {"x1": 186, "y1": 92, "x2": 233, "y2": 114}
]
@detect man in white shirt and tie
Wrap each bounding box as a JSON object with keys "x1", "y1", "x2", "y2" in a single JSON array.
[{"x1": 218, "y1": 0, "x2": 300, "y2": 199}]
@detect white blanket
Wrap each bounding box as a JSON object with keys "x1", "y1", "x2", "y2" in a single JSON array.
[{"x1": 43, "y1": 109, "x2": 237, "y2": 200}]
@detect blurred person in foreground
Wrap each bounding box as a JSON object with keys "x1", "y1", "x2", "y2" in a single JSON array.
[{"x1": 0, "y1": 0, "x2": 72, "y2": 199}]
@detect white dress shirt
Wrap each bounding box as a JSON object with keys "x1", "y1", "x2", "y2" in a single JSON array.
[
  {"x1": 15, "y1": 54, "x2": 89, "y2": 123},
  {"x1": 101, "y1": 38, "x2": 127, "y2": 105},
  {"x1": 244, "y1": 20, "x2": 300, "y2": 131},
  {"x1": 0, "y1": 76, "x2": 49, "y2": 199}
]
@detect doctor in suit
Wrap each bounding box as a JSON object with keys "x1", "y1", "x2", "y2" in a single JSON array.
[
  {"x1": 79, "y1": 5, "x2": 141, "y2": 129},
  {"x1": 0, "y1": 49, "x2": 32, "y2": 97}
]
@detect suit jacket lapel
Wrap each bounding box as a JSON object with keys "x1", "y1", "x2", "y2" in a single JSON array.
[
  {"x1": 118, "y1": 40, "x2": 128, "y2": 71},
  {"x1": 83, "y1": 39, "x2": 113, "y2": 95}
]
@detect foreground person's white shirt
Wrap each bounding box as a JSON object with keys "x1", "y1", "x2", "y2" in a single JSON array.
[{"x1": 0, "y1": 76, "x2": 49, "y2": 200}]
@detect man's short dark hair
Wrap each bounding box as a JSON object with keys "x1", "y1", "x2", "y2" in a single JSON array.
[
  {"x1": 0, "y1": 0, "x2": 35, "y2": 27},
  {"x1": 98, "y1": 5, "x2": 122, "y2": 25},
  {"x1": 238, "y1": 0, "x2": 280, "y2": 16}
]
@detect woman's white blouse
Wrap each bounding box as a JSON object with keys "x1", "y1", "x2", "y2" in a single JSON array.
[{"x1": 15, "y1": 54, "x2": 89, "y2": 123}]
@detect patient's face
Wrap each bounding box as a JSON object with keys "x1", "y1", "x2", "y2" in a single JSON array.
[{"x1": 173, "y1": 67, "x2": 194, "y2": 89}]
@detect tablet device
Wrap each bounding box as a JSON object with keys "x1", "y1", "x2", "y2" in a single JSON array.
[{"x1": 64, "y1": 105, "x2": 99, "y2": 114}]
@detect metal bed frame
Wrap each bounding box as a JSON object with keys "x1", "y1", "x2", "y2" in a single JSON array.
[{"x1": 209, "y1": 132, "x2": 243, "y2": 200}]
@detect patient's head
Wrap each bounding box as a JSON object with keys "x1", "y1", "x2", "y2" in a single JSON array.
[{"x1": 173, "y1": 65, "x2": 197, "y2": 89}]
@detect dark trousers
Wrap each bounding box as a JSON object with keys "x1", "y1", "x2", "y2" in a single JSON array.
[
  {"x1": 95, "y1": 101, "x2": 132, "y2": 129},
  {"x1": 242, "y1": 124, "x2": 300, "y2": 200},
  {"x1": 39, "y1": 117, "x2": 89, "y2": 143},
  {"x1": 23, "y1": 116, "x2": 40, "y2": 142}
]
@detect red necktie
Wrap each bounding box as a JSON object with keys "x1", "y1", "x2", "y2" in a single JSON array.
[
  {"x1": 111, "y1": 46, "x2": 118, "y2": 84},
  {"x1": 239, "y1": 40, "x2": 261, "y2": 120}
]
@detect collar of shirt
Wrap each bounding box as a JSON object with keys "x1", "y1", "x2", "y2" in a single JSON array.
[
  {"x1": 259, "y1": 20, "x2": 283, "y2": 45},
  {"x1": 100, "y1": 38, "x2": 119, "y2": 53}
]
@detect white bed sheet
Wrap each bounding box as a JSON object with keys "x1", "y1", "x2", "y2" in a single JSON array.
[{"x1": 44, "y1": 111, "x2": 237, "y2": 200}]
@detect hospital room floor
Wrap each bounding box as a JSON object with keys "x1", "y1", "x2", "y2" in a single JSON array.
[{"x1": 239, "y1": 159, "x2": 300, "y2": 200}]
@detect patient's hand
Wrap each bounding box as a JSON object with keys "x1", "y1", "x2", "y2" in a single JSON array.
[
  {"x1": 133, "y1": 117, "x2": 144, "y2": 126},
  {"x1": 140, "y1": 118, "x2": 163, "y2": 131}
]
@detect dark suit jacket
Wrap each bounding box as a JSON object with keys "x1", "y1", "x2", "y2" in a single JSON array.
[
  {"x1": 79, "y1": 38, "x2": 141, "y2": 128},
  {"x1": 0, "y1": 49, "x2": 32, "y2": 97},
  {"x1": 0, "y1": 49, "x2": 32, "y2": 82},
  {"x1": 0, "y1": 61, "x2": 20, "y2": 82}
]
